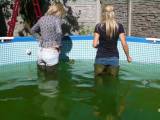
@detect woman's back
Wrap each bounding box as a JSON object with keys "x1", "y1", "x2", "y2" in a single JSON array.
[
  {"x1": 31, "y1": 15, "x2": 62, "y2": 48},
  {"x1": 95, "y1": 23, "x2": 125, "y2": 58}
]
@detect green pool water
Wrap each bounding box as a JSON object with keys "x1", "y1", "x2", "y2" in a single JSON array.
[{"x1": 0, "y1": 60, "x2": 160, "y2": 120}]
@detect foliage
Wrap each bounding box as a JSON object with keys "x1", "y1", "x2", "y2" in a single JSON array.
[
  {"x1": 79, "y1": 25, "x2": 94, "y2": 35},
  {"x1": 0, "y1": 0, "x2": 101, "y2": 36},
  {"x1": 0, "y1": 0, "x2": 12, "y2": 19},
  {"x1": 0, "y1": 0, "x2": 11, "y2": 6},
  {"x1": 0, "y1": 0, "x2": 12, "y2": 36}
]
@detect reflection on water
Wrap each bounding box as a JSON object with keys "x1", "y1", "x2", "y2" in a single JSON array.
[
  {"x1": 93, "y1": 75, "x2": 122, "y2": 120},
  {"x1": 37, "y1": 67, "x2": 59, "y2": 98},
  {"x1": 36, "y1": 63, "x2": 74, "y2": 120},
  {"x1": 0, "y1": 60, "x2": 160, "y2": 120}
]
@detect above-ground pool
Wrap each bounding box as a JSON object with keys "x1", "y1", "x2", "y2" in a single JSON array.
[{"x1": 0, "y1": 36, "x2": 160, "y2": 120}]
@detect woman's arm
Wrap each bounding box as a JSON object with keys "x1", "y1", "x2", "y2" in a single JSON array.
[
  {"x1": 31, "y1": 21, "x2": 40, "y2": 35},
  {"x1": 119, "y1": 33, "x2": 132, "y2": 63},
  {"x1": 31, "y1": 21, "x2": 40, "y2": 34},
  {"x1": 93, "y1": 32, "x2": 100, "y2": 48},
  {"x1": 30, "y1": 21, "x2": 41, "y2": 40}
]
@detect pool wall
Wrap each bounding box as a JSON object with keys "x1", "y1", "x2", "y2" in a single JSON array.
[{"x1": 0, "y1": 36, "x2": 160, "y2": 65}]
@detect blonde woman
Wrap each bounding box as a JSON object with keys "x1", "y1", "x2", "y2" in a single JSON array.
[
  {"x1": 31, "y1": 3, "x2": 65, "y2": 71},
  {"x1": 93, "y1": 5, "x2": 132, "y2": 77}
]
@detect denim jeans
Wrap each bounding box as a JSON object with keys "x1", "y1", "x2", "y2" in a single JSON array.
[{"x1": 95, "y1": 57, "x2": 119, "y2": 67}]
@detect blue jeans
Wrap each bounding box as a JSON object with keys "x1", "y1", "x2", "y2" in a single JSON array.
[
  {"x1": 95, "y1": 57, "x2": 119, "y2": 67},
  {"x1": 94, "y1": 57, "x2": 119, "y2": 77}
]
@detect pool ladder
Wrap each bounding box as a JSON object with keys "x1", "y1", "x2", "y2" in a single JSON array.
[{"x1": 7, "y1": 0, "x2": 42, "y2": 37}]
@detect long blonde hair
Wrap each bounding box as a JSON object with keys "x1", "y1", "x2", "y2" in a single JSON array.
[
  {"x1": 101, "y1": 5, "x2": 118, "y2": 38},
  {"x1": 45, "y1": 3, "x2": 65, "y2": 17}
]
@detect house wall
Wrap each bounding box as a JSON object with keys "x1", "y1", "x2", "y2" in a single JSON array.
[{"x1": 68, "y1": 0, "x2": 160, "y2": 37}]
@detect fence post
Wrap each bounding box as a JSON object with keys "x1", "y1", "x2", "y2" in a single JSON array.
[{"x1": 128, "y1": 0, "x2": 132, "y2": 36}]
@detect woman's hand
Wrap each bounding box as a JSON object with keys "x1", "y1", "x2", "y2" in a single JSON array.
[
  {"x1": 93, "y1": 33, "x2": 100, "y2": 48},
  {"x1": 127, "y1": 56, "x2": 132, "y2": 63}
]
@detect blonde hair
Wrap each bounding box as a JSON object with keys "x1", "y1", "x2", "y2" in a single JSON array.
[
  {"x1": 45, "y1": 3, "x2": 65, "y2": 17},
  {"x1": 101, "y1": 5, "x2": 118, "y2": 38}
]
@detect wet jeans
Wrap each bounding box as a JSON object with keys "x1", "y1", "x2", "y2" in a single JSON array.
[{"x1": 95, "y1": 57, "x2": 119, "y2": 67}]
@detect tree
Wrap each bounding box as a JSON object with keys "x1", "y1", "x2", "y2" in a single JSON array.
[{"x1": 0, "y1": 0, "x2": 11, "y2": 36}]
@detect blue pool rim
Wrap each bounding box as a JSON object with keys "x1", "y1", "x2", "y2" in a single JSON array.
[{"x1": 0, "y1": 35, "x2": 160, "y2": 44}]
